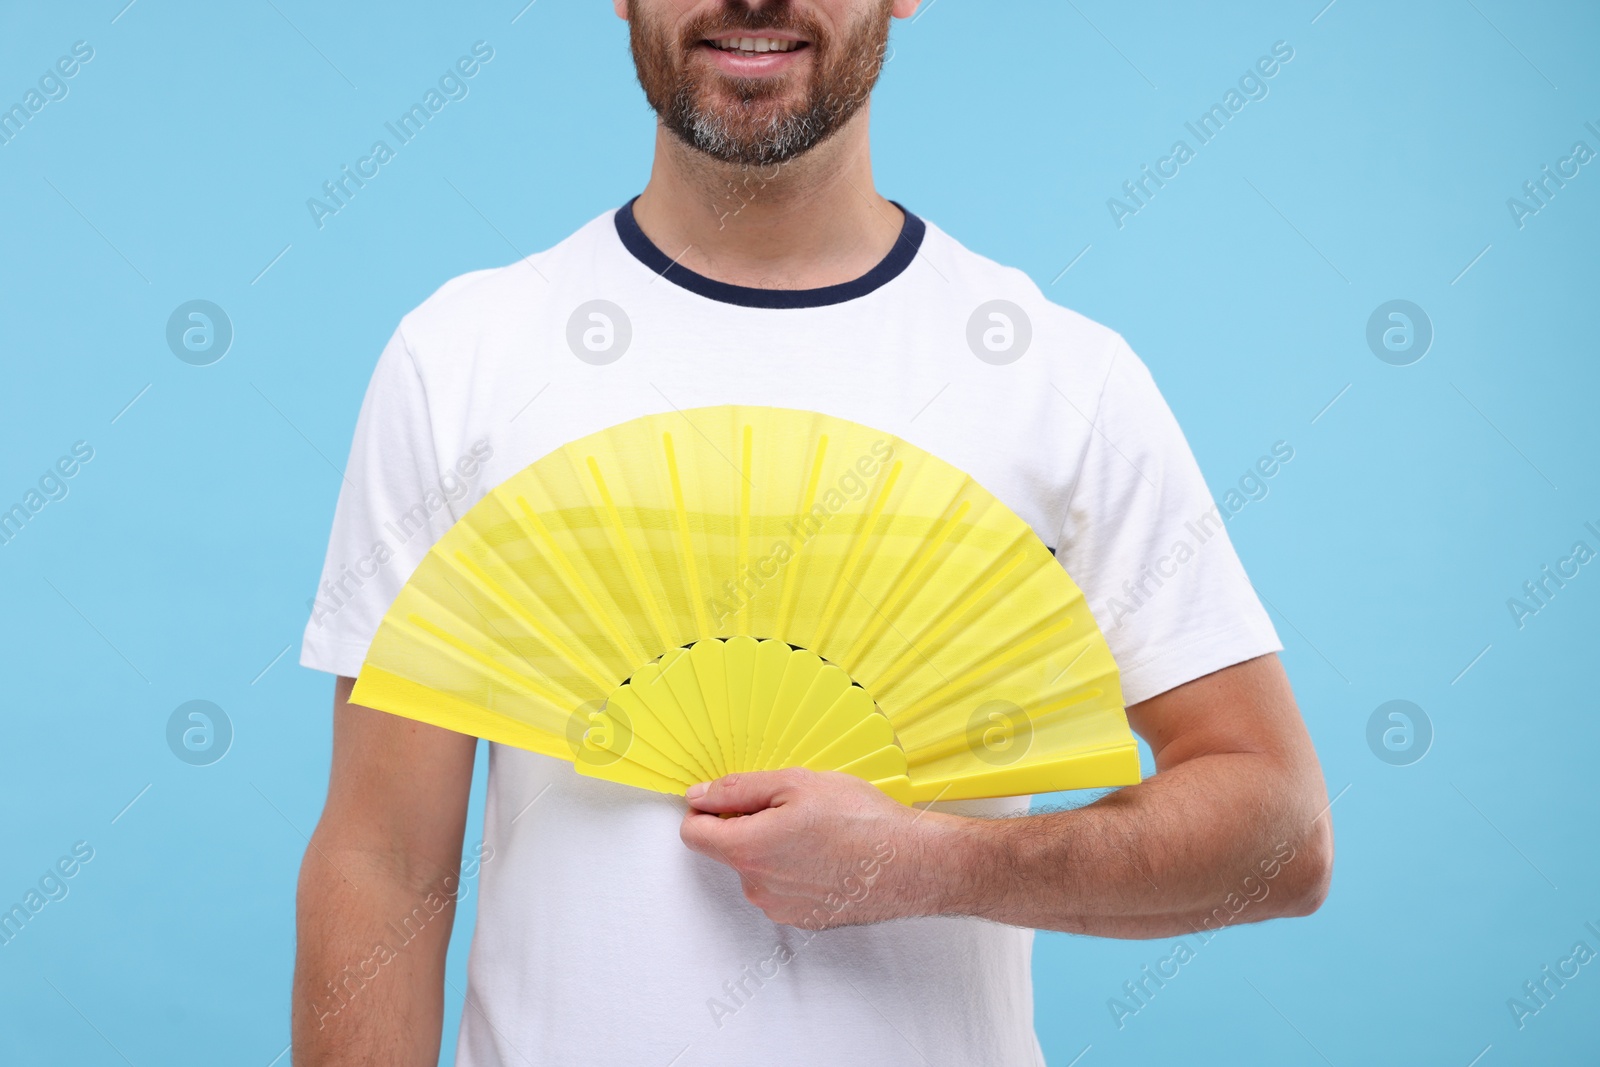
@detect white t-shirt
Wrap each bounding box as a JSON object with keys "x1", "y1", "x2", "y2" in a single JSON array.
[{"x1": 300, "y1": 198, "x2": 1281, "y2": 1067}]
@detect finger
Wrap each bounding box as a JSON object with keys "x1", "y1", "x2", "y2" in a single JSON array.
[
  {"x1": 679, "y1": 808, "x2": 757, "y2": 863},
  {"x1": 684, "y1": 769, "x2": 806, "y2": 814}
]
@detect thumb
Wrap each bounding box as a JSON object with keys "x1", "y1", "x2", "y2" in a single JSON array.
[{"x1": 684, "y1": 770, "x2": 797, "y2": 814}]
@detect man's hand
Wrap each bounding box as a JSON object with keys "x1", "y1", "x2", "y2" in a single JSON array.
[
  {"x1": 681, "y1": 653, "x2": 1333, "y2": 939},
  {"x1": 681, "y1": 769, "x2": 952, "y2": 929}
]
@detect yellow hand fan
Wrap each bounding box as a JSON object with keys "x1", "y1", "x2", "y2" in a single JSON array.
[{"x1": 351, "y1": 405, "x2": 1141, "y2": 802}]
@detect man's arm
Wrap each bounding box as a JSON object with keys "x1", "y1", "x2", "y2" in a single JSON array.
[
  {"x1": 680, "y1": 653, "x2": 1333, "y2": 937},
  {"x1": 293, "y1": 676, "x2": 477, "y2": 1065}
]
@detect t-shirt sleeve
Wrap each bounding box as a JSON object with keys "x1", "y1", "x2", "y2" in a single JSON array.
[
  {"x1": 1055, "y1": 338, "x2": 1282, "y2": 706},
  {"x1": 299, "y1": 324, "x2": 457, "y2": 678}
]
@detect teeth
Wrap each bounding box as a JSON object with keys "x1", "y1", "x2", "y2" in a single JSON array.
[{"x1": 712, "y1": 37, "x2": 797, "y2": 53}]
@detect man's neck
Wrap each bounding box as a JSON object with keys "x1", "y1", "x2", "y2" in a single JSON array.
[{"x1": 630, "y1": 111, "x2": 904, "y2": 292}]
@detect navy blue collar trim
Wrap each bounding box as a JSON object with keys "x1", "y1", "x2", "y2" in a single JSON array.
[{"x1": 613, "y1": 195, "x2": 926, "y2": 309}]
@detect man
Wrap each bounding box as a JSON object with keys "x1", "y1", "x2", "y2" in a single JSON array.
[{"x1": 294, "y1": 1, "x2": 1333, "y2": 1063}]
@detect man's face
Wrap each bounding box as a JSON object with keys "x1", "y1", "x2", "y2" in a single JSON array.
[{"x1": 623, "y1": 0, "x2": 896, "y2": 167}]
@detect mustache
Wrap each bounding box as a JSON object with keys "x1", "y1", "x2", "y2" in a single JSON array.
[{"x1": 680, "y1": 2, "x2": 823, "y2": 42}]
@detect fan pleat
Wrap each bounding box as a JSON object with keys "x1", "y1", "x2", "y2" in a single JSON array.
[
  {"x1": 398, "y1": 613, "x2": 573, "y2": 718},
  {"x1": 812, "y1": 457, "x2": 903, "y2": 651},
  {"x1": 586, "y1": 455, "x2": 677, "y2": 653},
  {"x1": 893, "y1": 615, "x2": 1076, "y2": 731},
  {"x1": 736, "y1": 424, "x2": 754, "y2": 636},
  {"x1": 507, "y1": 494, "x2": 642, "y2": 668},
  {"x1": 661, "y1": 432, "x2": 713, "y2": 636},
  {"x1": 444, "y1": 546, "x2": 614, "y2": 694},
  {"x1": 774, "y1": 431, "x2": 831, "y2": 642},
  {"x1": 839, "y1": 498, "x2": 971, "y2": 667}
]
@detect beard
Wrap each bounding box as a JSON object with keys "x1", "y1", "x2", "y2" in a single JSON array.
[{"x1": 628, "y1": 0, "x2": 894, "y2": 167}]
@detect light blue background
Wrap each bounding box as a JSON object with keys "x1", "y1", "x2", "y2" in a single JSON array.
[{"x1": 2, "y1": 1, "x2": 1596, "y2": 1064}]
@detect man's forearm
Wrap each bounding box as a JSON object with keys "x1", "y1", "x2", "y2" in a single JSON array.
[
  {"x1": 926, "y1": 751, "x2": 1333, "y2": 938},
  {"x1": 292, "y1": 837, "x2": 459, "y2": 1065}
]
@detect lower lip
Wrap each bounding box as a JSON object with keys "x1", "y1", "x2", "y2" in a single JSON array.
[{"x1": 697, "y1": 42, "x2": 809, "y2": 77}]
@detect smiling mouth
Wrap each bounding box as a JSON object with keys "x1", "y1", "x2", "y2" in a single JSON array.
[{"x1": 704, "y1": 36, "x2": 809, "y2": 56}]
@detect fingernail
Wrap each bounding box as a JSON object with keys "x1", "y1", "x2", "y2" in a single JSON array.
[{"x1": 686, "y1": 782, "x2": 709, "y2": 799}]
